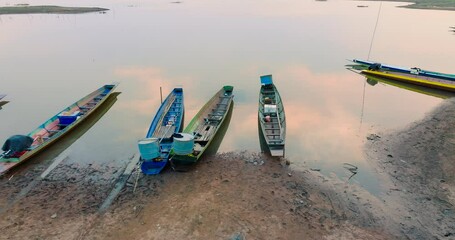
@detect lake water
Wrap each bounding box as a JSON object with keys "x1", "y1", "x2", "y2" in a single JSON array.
[{"x1": 1, "y1": 0, "x2": 455, "y2": 194}]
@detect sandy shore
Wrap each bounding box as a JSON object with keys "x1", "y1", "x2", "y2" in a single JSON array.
[{"x1": 0, "y1": 99, "x2": 455, "y2": 239}]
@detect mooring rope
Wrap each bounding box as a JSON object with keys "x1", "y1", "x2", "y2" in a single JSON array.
[{"x1": 367, "y1": 1, "x2": 383, "y2": 60}]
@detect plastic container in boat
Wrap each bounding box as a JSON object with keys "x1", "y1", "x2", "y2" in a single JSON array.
[
  {"x1": 172, "y1": 133, "x2": 194, "y2": 155},
  {"x1": 138, "y1": 138, "x2": 160, "y2": 160}
]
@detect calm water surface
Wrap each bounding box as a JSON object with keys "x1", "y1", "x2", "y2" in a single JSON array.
[{"x1": 1, "y1": 0, "x2": 455, "y2": 194}]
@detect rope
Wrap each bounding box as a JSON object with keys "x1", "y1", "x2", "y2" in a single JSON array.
[
  {"x1": 367, "y1": 2, "x2": 382, "y2": 60},
  {"x1": 361, "y1": 2, "x2": 383, "y2": 131},
  {"x1": 133, "y1": 162, "x2": 141, "y2": 193}
]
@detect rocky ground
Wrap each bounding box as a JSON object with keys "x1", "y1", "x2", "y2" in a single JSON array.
[{"x1": 1, "y1": 99, "x2": 455, "y2": 239}]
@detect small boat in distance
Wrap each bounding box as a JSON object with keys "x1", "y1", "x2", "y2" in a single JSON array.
[
  {"x1": 0, "y1": 83, "x2": 118, "y2": 176},
  {"x1": 350, "y1": 59, "x2": 455, "y2": 92},
  {"x1": 258, "y1": 75, "x2": 286, "y2": 157},
  {"x1": 138, "y1": 88, "x2": 184, "y2": 175},
  {"x1": 169, "y1": 86, "x2": 234, "y2": 170}
]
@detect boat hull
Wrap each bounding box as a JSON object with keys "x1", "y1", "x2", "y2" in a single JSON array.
[
  {"x1": 352, "y1": 59, "x2": 455, "y2": 82},
  {"x1": 363, "y1": 75, "x2": 455, "y2": 99},
  {"x1": 258, "y1": 75, "x2": 286, "y2": 157},
  {"x1": 362, "y1": 70, "x2": 455, "y2": 92},
  {"x1": 170, "y1": 86, "x2": 234, "y2": 168},
  {"x1": 140, "y1": 88, "x2": 184, "y2": 175},
  {"x1": 0, "y1": 84, "x2": 118, "y2": 176}
]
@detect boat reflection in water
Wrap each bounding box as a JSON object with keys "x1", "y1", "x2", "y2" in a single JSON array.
[
  {"x1": 1, "y1": 92, "x2": 120, "y2": 177},
  {"x1": 0, "y1": 101, "x2": 8, "y2": 110},
  {"x1": 0, "y1": 94, "x2": 8, "y2": 110},
  {"x1": 363, "y1": 74, "x2": 455, "y2": 99}
]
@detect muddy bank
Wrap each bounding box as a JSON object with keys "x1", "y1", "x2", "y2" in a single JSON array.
[
  {"x1": 1, "y1": 100, "x2": 455, "y2": 239},
  {"x1": 0, "y1": 151, "x2": 394, "y2": 240},
  {"x1": 85, "y1": 152, "x2": 393, "y2": 240},
  {"x1": 365, "y1": 98, "x2": 455, "y2": 239}
]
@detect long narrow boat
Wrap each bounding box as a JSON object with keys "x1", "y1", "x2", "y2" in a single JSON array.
[
  {"x1": 258, "y1": 75, "x2": 286, "y2": 157},
  {"x1": 350, "y1": 59, "x2": 455, "y2": 92},
  {"x1": 352, "y1": 59, "x2": 455, "y2": 82},
  {"x1": 138, "y1": 88, "x2": 184, "y2": 175},
  {"x1": 169, "y1": 86, "x2": 234, "y2": 169},
  {"x1": 0, "y1": 83, "x2": 118, "y2": 176},
  {"x1": 363, "y1": 75, "x2": 455, "y2": 99}
]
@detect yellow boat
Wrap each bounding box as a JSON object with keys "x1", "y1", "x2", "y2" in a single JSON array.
[
  {"x1": 363, "y1": 74, "x2": 455, "y2": 99},
  {"x1": 361, "y1": 69, "x2": 455, "y2": 92}
]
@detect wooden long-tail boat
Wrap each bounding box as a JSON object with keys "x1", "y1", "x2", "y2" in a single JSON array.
[
  {"x1": 0, "y1": 83, "x2": 118, "y2": 176},
  {"x1": 363, "y1": 75, "x2": 455, "y2": 99},
  {"x1": 138, "y1": 88, "x2": 184, "y2": 175},
  {"x1": 350, "y1": 59, "x2": 455, "y2": 92},
  {"x1": 352, "y1": 59, "x2": 455, "y2": 81},
  {"x1": 169, "y1": 86, "x2": 234, "y2": 169},
  {"x1": 258, "y1": 75, "x2": 286, "y2": 157}
]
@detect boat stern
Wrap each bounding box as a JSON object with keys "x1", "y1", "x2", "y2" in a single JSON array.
[{"x1": 269, "y1": 144, "x2": 285, "y2": 157}]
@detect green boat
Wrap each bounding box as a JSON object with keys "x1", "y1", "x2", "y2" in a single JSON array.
[
  {"x1": 258, "y1": 75, "x2": 286, "y2": 157},
  {"x1": 169, "y1": 86, "x2": 234, "y2": 169}
]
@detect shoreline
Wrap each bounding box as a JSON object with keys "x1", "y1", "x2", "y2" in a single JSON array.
[
  {"x1": 0, "y1": 5, "x2": 108, "y2": 15},
  {"x1": 360, "y1": 0, "x2": 455, "y2": 11}
]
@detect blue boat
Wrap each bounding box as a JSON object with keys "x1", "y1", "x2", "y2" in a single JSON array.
[
  {"x1": 352, "y1": 59, "x2": 455, "y2": 82},
  {"x1": 138, "y1": 88, "x2": 184, "y2": 175}
]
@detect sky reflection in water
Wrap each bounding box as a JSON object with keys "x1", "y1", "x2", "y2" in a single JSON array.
[{"x1": 1, "y1": 0, "x2": 455, "y2": 194}]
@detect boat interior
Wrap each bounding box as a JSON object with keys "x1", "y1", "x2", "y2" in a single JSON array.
[
  {"x1": 191, "y1": 90, "x2": 233, "y2": 155},
  {"x1": 259, "y1": 85, "x2": 285, "y2": 145},
  {"x1": 152, "y1": 94, "x2": 182, "y2": 139},
  {"x1": 29, "y1": 88, "x2": 111, "y2": 149}
]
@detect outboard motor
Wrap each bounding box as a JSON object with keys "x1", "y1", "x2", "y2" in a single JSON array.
[{"x1": 368, "y1": 63, "x2": 382, "y2": 71}]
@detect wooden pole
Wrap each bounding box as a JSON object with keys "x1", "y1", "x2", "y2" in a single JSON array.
[{"x1": 160, "y1": 87, "x2": 163, "y2": 104}]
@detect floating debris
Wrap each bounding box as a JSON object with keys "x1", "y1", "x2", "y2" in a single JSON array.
[
  {"x1": 343, "y1": 163, "x2": 358, "y2": 174},
  {"x1": 343, "y1": 163, "x2": 358, "y2": 180},
  {"x1": 366, "y1": 133, "x2": 381, "y2": 141}
]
